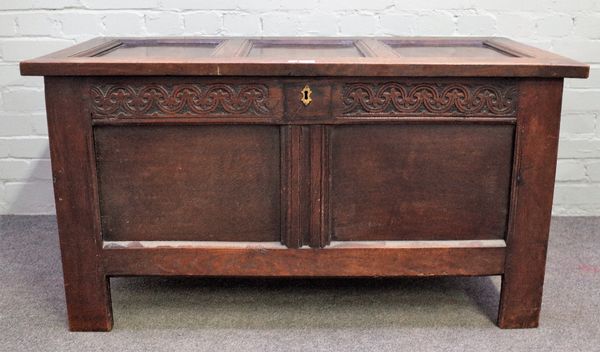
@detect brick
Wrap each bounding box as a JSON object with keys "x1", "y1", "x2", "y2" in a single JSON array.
[
  {"x1": 2, "y1": 137, "x2": 50, "y2": 158},
  {"x1": 587, "y1": 161, "x2": 600, "y2": 182},
  {"x1": 59, "y1": 13, "x2": 104, "y2": 36},
  {"x1": 0, "y1": 159, "x2": 52, "y2": 180},
  {"x1": 574, "y1": 15, "x2": 600, "y2": 39},
  {"x1": 32, "y1": 0, "x2": 81, "y2": 9},
  {"x1": 159, "y1": 0, "x2": 239, "y2": 10},
  {"x1": 223, "y1": 13, "x2": 261, "y2": 35},
  {"x1": 0, "y1": 39, "x2": 73, "y2": 62},
  {"x1": 554, "y1": 184, "x2": 600, "y2": 204},
  {"x1": 556, "y1": 160, "x2": 587, "y2": 181},
  {"x1": 29, "y1": 112, "x2": 48, "y2": 135},
  {"x1": 339, "y1": 14, "x2": 380, "y2": 36},
  {"x1": 145, "y1": 12, "x2": 183, "y2": 36},
  {"x1": 536, "y1": 14, "x2": 573, "y2": 37},
  {"x1": 456, "y1": 0, "x2": 552, "y2": 11},
  {"x1": 560, "y1": 114, "x2": 596, "y2": 135},
  {"x1": 102, "y1": 12, "x2": 145, "y2": 36},
  {"x1": 1, "y1": 88, "x2": 46, "y2": 112},
  {"x1": 0, "y1": 1, "x2": 35, "y2": 10},
  {"x1": 266, "y1": 0, "x2": 320, "y2": 10},
  {"x1": 457, "y1": 14, "x2": 496, "y2": 36},
  {"x1": 415, "y1": 12, "x2": 455, "y2": 36},
  {"x1": 183, "y1": 12, "x2": 222, "y2": 35},
  {"x1": 552, "y1": 39, "x2": 600, "y2": 63},
  {"x1": 496, "y1": 13, "x2": 535, "y2": 39},
  {"x1": 298, "y1": 14, "x2": 339, "y2": 36},
  {"x1": 0, "y1": 140, "x2": 8, "y2": 157},
  {"x1": 262, "y1": 12, "x2": 302, "y2": 36},
  {"x1": 381, "y1": 0, "x2": 472, "y2": 10},
  {"x1": 3, "y1": 181, "x2": 55, "y2": 214},
  {"x1": 562, "y1": 89, "x2": 600, "y2": 112},
  {"x1": 314, "y1": 0, "x2": 388, "y2": 11},
  {"x1": 552, "y1": 204, "x2": 600, "y2": 216},
  {"x1": 550, "y1": 0, "x2": 598, "y2": 12},
  {"x1": 16, "y1": 12, "x2": 61, "y2": 36},
  {"x1": 0, "y1": 14, "x2": 17, "y2": 36},
  {"x1": 0, "y1": 115, "x2": 35, "y2": 136},
  {"x1": 1, "y1": 1, "x2": 79, "y2": 10},
  {"x1": 1, "y1": 113, "x2": 47, "y2": 135},
  {"x1": 380, "y1": 14, "x2": 418, "y2": 35},
  {"x1": 0, "y1": 64, "x2": 43, "y2": 88},
  {"x1": 558, "y1": 139, "x2": 600, "y2": 158},
  {"x1": 81, "y1": 0, "x2": 159, "y2": 9}
]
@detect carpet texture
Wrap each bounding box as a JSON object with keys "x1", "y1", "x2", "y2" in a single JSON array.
[{"x1": 0, "y1": 216, "x2": 598, "y2": 351}]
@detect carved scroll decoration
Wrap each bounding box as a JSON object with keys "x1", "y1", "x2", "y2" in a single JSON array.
[
  {"x1": 340, "y1": 82, "x2": 518, "y2": 117},
  {"x1": 90, "y1": 83, "x2": 276, "y2": 118}
]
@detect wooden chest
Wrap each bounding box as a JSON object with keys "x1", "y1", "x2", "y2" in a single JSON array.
[{"x1": 20, "y1": 37, "x2": 588, "y2": 331}]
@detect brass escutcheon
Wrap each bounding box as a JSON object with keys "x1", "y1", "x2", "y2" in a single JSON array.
[{"x1": 301, "y1": 84, "x2": 312, "y2": 106}]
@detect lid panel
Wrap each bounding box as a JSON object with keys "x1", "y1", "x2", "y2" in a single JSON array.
[
  {"x1": 247, "y1": 40, "x2": 364, "y2": 58},
  {"x1": 93, "y1": 40, "x2": 222, "y2": 58},
  {"x1": 392, "y1": 45, "x2": 514, "y2": 58},
  {"x1": 384, "y1": 39, "x2": 518, "y2": 58}
]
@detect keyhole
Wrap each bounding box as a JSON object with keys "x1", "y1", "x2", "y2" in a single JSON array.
[{"x1": 301, "y1": 84, "x2": 312, "y2": 106}]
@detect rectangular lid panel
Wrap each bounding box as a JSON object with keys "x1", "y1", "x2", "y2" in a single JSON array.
[
  {"x1": 388, "y1": 43, "x2": 517, "y2": 58},
  {"x1": 247, "y1": 40, "x2": 365, "y2": 58},
  {"x1": 91, "y1": 39, "x2": 223, "y2": 58},
  {"x1": 384, "y1": 39, "x2": 527, "y2": 59}
]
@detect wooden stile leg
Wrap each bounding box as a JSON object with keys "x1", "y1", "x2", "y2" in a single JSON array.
[
  {"x1": 45, "y1": 77, "x2": 113, "y2": 331},
  {"x1": 62, "y1": 268, "x2": 112, "y2": 332},
  {"x1": 497, "y1": 79, "x2": 564, "y2": 328}
]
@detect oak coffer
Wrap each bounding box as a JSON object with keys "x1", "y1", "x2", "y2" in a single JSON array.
[{"x1": 20, "y1": 37, "x2": 589, "y2": 331}]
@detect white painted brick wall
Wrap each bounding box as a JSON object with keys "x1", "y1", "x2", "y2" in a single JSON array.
[{"x1": 0, "y1": 1, "x2": 599, "y2": 215}]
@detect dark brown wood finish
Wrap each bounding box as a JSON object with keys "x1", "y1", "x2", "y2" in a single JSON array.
[
  {"x1": 281, "y1": 125, "x2": 310, "y2": 248},
  {"x1": 21, "y1": 37, "x2": 588, "y2": 331},
  {"x1": 20, "y1": 37, "x2": 589, "y2": 78},
  {"x1": 44, "y1": 77, "x2": 113, "y2": 331},
  {"x1": 498, "y1": 79, "x2": 564, "y2": 328},
  {"x1": 329, "y1": 124, "x2": 515, "y2": 241},
  {"x1": 102, "y1": 241, "x2": 507, "y2": 277},
  {"x1": 95, "y1": 125, "x2": 281, "y2": 242}
]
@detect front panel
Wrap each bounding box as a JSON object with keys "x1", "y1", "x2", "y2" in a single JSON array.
[
  {"x1": 95, "y1": 125, "x2": 281, "y2": 242},
  {"x1": 329, "y1": 124, "x2": 514, "y2": 241}
]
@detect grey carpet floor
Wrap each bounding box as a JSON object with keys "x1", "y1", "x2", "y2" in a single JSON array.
[{"x1": 0, "y1": 216, "x2": 599, "y2": 352}]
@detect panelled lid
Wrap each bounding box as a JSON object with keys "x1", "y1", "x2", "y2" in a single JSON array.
[{"x1": 20, "y1": 37, "x2": 589, "y2": 78}]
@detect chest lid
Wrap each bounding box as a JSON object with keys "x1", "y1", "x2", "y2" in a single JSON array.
[{"x1": 20, "y1": 37, "x2": 588, "y2": 78}]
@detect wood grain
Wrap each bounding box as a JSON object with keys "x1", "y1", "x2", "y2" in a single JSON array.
[
  {"x1": 497, "y1": 79, "x2": 564, "y2": 329},
  {"x1": 102, "y1": 242, "x2": 506, "y2": 277},
  {"x1": 95, "y1": 125, "x2": 281, "y2": 242},
  {"x1": 20, "y1": 37, "x2": 589, "y2": 78},
  {"x1": 330, "y1": 124, "x2": 514, "y2": 241},
  {"x1": 45, "y1": 77, "x2": 113, "y2": 331}
]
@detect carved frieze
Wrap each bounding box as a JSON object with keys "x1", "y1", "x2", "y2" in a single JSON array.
[
  {"x1": 90, "y1": 83, "x2": 278, "y2": 118},
  {"x1": 339, "y1": 81, "x2": 518, "y2": 117}
]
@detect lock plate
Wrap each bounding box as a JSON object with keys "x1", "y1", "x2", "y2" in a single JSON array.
[{"x1": 300, "y1": 84, "x2": 312, "y2": 106}]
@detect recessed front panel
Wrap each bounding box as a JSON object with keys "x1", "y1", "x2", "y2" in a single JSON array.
[
  {"x1": 95, "y1": 125, "x2": 281, "y2": 242},
  {"x1": 330, "y1": 124, "x2": 514, "y2": 241}
]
